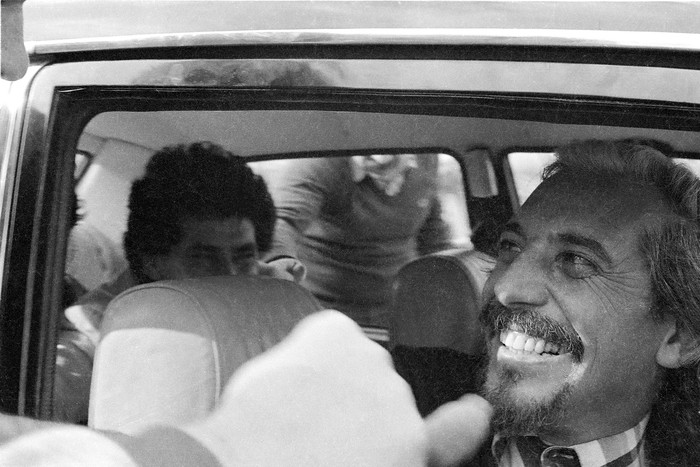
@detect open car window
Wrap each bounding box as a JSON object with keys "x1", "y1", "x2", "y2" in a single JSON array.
[
  {"x1": 1, "y1": 27, "x2": 699, "y2": 422},
  {"x1": 508, "y1": 150, "x2": 700, "y2": 205}
]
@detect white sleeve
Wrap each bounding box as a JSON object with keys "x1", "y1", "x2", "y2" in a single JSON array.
[
  {"x1": 185, "y1": 310, "x2": 428, "y2": 467},
  {"x1": 0, "y1": 425, "x2": 138, "y2": 466}
]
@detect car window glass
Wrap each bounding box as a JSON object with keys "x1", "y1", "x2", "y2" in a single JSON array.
[
  {"x1": 249, "y1": 153, "x2": 471, "y2": 250},
  {"x1": 508, "y1": 151, "x2": 700, "y2": 205},
  {"x1": 676, "y1": 158, "x2": 700, "y2": 177},
  {"x1": 68, "y1": 109, "x2": 474, "y2": 324},
  {"x1": 507, "y1": 152, "x2": 556, "y2": 204}
]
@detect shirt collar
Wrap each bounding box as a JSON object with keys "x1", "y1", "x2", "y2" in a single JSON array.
[{"x1": 492, "y1": 415, "x2": 648, "y2": 467}]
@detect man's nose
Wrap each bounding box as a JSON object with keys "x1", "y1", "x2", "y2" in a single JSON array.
[{"x1": 492, "y1": 251, "x2": 548, "y2": 308}]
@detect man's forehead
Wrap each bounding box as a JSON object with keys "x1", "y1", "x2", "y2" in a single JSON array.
[{"x1": 515, "y1": 174, "x2": 676, "y2": 239}]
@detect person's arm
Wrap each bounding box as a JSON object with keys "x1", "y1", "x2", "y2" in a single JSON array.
[
  {"x1": 184, "y1": 310, "x2": 427, "y2": 467},
  {"x1": 264, "y1": 158, "x2": 342, "y2": 261},
  {"x1": 425, "y1": 394, "x2": 493, "y2": 467},
  {"x1": 0, "y1": 413, "x2": 61, "y2": 445},
  {"x1": 412, "y1": 157, "x2": 454, "y2": 255},
  {"x1": 416, "y1": 196, "x2": 454, "y2": 255}
]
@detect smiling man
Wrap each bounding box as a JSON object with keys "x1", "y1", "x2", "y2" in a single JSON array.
[{"x1": 478, "y1": 140, "x2": 700, "y2": 466}]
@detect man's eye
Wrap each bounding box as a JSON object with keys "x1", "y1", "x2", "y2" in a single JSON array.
[
  {"x1": 557, "y1": 252, "x2": 598, "y2": 279},
  {"x1": 496, "y1": 239, "x2": 521, "y2": 263}
]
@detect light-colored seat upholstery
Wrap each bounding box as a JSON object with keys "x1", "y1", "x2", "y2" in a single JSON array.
[
  {"x1": 89, "y1": 275, "x2": 322, "y2": 434},
  {"x1": 390, "y1": 249, "x2": 494, "y2": 356}
]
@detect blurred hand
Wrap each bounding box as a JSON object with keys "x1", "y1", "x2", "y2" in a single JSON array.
[
  {"x1": 425, "y1": 393, "x2": 493, "y2": 467},
  {"x1": 185, "y1": 310, "x2": 427, "y2": 467},
  {"x1": 259, "y1": 257, "x2": 306, "y2": 283},
  {"x1": 0, "y1": 414, "x2": 59, "y2": 445}
]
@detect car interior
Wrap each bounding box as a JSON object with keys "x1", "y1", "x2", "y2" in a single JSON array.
[{"x1": 5, "y1": 50, "x2": 700, "y2": 425}]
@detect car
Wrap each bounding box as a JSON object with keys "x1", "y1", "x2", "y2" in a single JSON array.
[{"x1": 2, "y1": 0, "x2": 700, "y2": 429}]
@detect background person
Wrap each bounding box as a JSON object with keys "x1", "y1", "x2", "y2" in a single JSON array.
[
  {"x1": 267, "y1": 154, "x2": 453, "y2": 328},
  {"x1": 54, "y1": 142, "x2": 290, "y2": 423}
]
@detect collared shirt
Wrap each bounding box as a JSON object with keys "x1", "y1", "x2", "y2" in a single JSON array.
[
  {"x1": 350, "y1": 154, "x2": 418, "y2": 196},
  {"x1": 492, "y1": 416, "x2": 648, "y2": 467}
]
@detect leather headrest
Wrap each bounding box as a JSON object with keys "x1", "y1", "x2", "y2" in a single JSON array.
[
  {"x1": 391, "y1": 249, "x2": 493, "y2": 355},
  {"x1": 90, "y1": 275, "x2": 322, "y2": 433}
]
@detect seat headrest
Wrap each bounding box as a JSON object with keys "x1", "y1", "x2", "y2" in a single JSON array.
[
  {"x1": 89, "y1": 275, "x2": 322, "y2": 434},
  {"x1": 391, "y1": 249, "x2": 494, "y2": 355}
]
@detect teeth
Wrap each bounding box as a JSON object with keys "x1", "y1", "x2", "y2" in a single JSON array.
[
  {"x1": 523, "y1": 338, "x2": 536, "y2": 352},
  {"x1": 534, "y1": 339, "x2": 545, "y2": 353},
  {"x1": 499, "y1": 330, "x2": 559, "y2": 355}
]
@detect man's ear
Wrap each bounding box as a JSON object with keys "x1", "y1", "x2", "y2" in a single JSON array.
[{"x1": 657, "y1": 319, "x2": 700, "y2": 369}]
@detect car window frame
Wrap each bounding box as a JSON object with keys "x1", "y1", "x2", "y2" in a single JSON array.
[{"x1": 5, "y1": 39, "x2": 700, "y2": 418}]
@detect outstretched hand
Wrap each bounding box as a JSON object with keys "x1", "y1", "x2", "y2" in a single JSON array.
[
  {"x1": 259, "y1": 257, "x2": 307, "y2": 283},
  {"x1": 185, "y1": 310, "x2": 427, "y2": 466},
  {"x1": 425, "y1": 393, "x2": 493, "y2": 467}
]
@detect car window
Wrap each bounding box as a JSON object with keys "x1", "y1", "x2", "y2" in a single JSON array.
[
  {"x1": 5, "y1": 39, "x2": 700, "y2": 421},
  {"x1": 249, "y1": 153, "x2": 471, "y2": 250},
  {"x1": 507, "y1": 152, "x2": 556, "y2": 204},
  {"x1": 508, "y1": 151, "x2": 700, "y2": 205}
]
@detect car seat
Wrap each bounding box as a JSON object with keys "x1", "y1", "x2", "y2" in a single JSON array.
[
  {"x1": 390, "y1": 248, "x2": 494, "y2": 356},
  {"x1": 89, "y1": 275, "x2": 322, "y2": 434}
]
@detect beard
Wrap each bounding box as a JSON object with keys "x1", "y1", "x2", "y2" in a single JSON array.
[
  {"x1": 478, "y1": 298, "x2": 582, "y2": 435},
  {"x1": 481, "y1": 365, "x2": 572, "y2": 436}
]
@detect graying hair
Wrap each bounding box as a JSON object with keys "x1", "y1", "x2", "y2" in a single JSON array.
[{"x1": 543, "y1": 139, "x2": 700, "y2": 465}]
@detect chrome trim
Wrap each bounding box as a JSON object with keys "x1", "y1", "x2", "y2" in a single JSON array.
[
  {"x1": 0, "y1": 67, "x2": 39, "y2": 287},
  {"x1": 26, "y1": 28, "x2": 700, "y2": 56}
]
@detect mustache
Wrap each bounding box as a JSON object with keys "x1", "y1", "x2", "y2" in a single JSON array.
[{"x1": 480, "y1": 299, "x2": 584, "y2": 361}]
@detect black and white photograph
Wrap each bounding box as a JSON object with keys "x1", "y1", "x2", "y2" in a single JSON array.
[{"x1": 1, "y1": 1, "x2": 700, "y2": 465}]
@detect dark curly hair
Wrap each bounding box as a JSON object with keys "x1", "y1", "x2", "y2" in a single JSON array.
[
  {"x1": 123, "y1": 142, "x2": 275, "y2": 284},
  {"x1": 545, "y1": 140, "x2": 700, "y2": 465}
]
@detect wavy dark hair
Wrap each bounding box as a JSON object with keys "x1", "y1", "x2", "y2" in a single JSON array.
[
  {"x1": 545, "y1": 140, "x2": 700, "y2": 465},
  {"x1": 123, "y1": 142, "x2": 275, "y2": 284}
]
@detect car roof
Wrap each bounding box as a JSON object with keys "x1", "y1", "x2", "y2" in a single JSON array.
[
  {"x1": 23, "y1": 1, "x2": 700, "y2": 53},
  {"x1": 19, "y1": 1, "x2": 700, "y2": 156}
]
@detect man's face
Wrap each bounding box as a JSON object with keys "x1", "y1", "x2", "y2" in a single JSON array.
[
  {"x1": 146, "y1": 216, "x2": 259, "y2": 280},
  {"x1": 481, "y1": 173, "x2": 678, "y2": 445}
]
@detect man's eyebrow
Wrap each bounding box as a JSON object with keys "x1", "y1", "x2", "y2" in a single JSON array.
[{"x1": 558, "y1": 233, "x2": 613, "y2": 265}]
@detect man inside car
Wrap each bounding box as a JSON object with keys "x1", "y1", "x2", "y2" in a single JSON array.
[
  {"x1": 465, "y1": 140, "x2": 700, "y2": 466},
  {"x1": 54, "y1": 141, "x2": 303, "y2": 423}
]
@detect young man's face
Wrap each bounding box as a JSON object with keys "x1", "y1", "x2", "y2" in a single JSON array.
[
  {"x1": 145, "y1": 216, "x2": 259, "y2": 280},
  {"x1": 480, "y1": 172, "x2": 680, "y2": 445}
]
